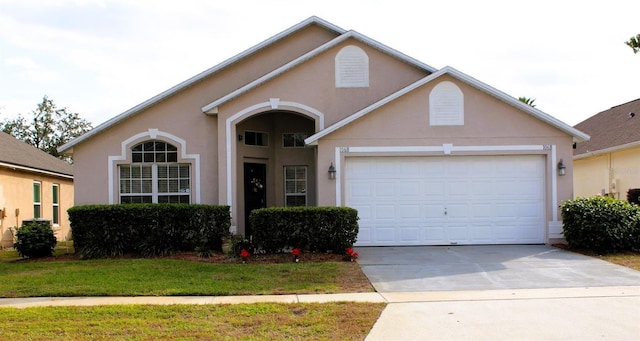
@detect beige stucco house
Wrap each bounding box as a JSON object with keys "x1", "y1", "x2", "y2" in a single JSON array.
[
  {"x1": 0, "y1": 131, "x2": 74, "y2": 247},
  {"x1": 573, "y1": 98, "x2": 640, "y2": 199},
  {"x1": 59, "y1": 16, "x2": 588, "y2": 246}
]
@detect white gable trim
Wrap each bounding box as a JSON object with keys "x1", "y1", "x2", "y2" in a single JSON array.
[
  {"x1": 202, "y1": 31, "x2": 436, "y2": 113},
  {"x1": 305, "y1": 66, "x2": 590, "y2": 145},
  {"x1": 59, "y1": 16, "x2": 345, "y2": 154},
  {"x1": 107, "y1": 129, "x2": 201, "y2": 204}
]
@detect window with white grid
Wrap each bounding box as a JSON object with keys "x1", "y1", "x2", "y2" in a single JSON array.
[
  {"x1": 284, "y1": 166, "x2": 307, "y2": 207},
  {"x1": 119, "y1": 141, "x2": 190, "y2": 204}
]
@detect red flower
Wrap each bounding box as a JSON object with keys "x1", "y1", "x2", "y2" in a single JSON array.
[
  {"x1": 240, "y1": 249, "x2": 250, "y2": 259},
  {"x1": 292, "y1": 248, "x2": 302, "y2": 256},
  {"x1": 345, "y1": 247, "x2": 359, "y2": 260}
]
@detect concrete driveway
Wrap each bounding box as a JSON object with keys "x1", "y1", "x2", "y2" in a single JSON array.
[
  {"x1": 357, "y1": 245, "x2": 640, "y2": 292},
  {"x1": 358, "y1": 245, "x2": 640, "y2": 340}
]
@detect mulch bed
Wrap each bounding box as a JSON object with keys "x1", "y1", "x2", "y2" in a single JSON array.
[{"x1": 12, "y1": 250, "x2": 349, "y2": 264}]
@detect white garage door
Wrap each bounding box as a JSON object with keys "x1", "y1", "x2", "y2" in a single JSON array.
[{"x1": 346, "y1": 155, "x2": 545, "y2": 246}]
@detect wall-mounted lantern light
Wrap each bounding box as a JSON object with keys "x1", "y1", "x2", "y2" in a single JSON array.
[
  {"x1": 557, "y1": 159, "x2": 566, "y2": 176},
  {"x1": 328, "y1": 162, "x2": 336, "y2": 180}
]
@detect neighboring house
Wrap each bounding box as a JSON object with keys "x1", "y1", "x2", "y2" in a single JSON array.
[
  {"x1": 573, "y1": 98, "x2": 640, "y2": 199},
  {"x1": 59, "y1": 16, "x2": 588, "y2": 246},
  {"x1": 0, "y1": 131, "x2": 74, "y2": 247}
]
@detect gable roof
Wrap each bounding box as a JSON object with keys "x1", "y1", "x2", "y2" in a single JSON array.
[
  {"x1": 0, "y1": 131, "x2": 73, "y2": 178},
  {"x1": 573, "y1": 98, "x2": 640, "y2": 158},
  {"x1": 58, "y1": 16, "x2": 347, "y2": 154},
  {"x1": 305, "y1": 66, "x2": 590, "y2": 145},
  {"x1": 201, "y1": 30, "x2": 437, "y2": 113}
]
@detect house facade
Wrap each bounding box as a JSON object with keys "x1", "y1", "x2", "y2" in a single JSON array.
[
  {"x1": 0, "y1": 131, "x2": 74, "y2": 247},
  {"x1": 59, "y1": 17, "x2": 588, "y2": 246},
  {"x1": 573, "y1": 98, "x2": 640, "y2": 199}
]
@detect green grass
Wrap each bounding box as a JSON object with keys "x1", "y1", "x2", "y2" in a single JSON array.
[
  {"x1": 0, "y1": 302, "x2": 386, "y2": 340},
  {"x1": 0, "y1": 258, "x2": 357, "y2": 297}
]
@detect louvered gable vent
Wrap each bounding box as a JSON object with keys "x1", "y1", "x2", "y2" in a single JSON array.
[
  {"x1": 429, "y1": 81, "x2": 464, "y2": 126},
  {"x1": 335, "y1": 45, "x2": 369, "y2": 88}
]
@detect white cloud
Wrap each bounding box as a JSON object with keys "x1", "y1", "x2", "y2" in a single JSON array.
[
  {"x1": 0, "y1": 0, "x2": 639, "y2": 126},
  {"x1": 4, "y1": 56, "x2": 62, "y2": 81}
]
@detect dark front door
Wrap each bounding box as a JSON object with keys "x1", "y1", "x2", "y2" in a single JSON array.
[{"x1": 244, "y1": 163, "x2": 266, "y2": 237}]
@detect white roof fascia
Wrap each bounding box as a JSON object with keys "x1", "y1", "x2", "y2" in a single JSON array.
[
  {"x1": 58, "y1": 16, "x2": 345, "y2": 153},
  {"x1": 441, "y1": 66, "x2": 590, "y2": 143},
  {"x1": 202, "y1": 31, "x2": 438, "y2": 113},
  {"x1": 351, "y1": 30, "x2": 437, "y2": 73},
  {"x1": 0, "y1": 161, "x2": 74, "y2": 179},
  {"x1": 305, "y1": 66, "x2": 590, "y2": 145},
  {"x1": 574, "y1": 140, "x2": 640, "y2": 160},
  {"x1": 305, "y1": 68, "x2": 448, "y2": 145}
]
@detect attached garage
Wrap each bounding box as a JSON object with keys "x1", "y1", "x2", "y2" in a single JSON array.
[{"x1": 346, "y1": 155, "x2": 545, "y2": 246}]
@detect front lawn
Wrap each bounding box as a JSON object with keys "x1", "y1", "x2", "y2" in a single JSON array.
[
  {"x1": 0, "y1": 302, "x2": 385, "y2": 340},
  {"x1": 0, "y1": 251, "x2": 373, "y2": 298}
]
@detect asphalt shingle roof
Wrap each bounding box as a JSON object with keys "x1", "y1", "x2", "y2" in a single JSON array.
[
  {"x1": 0, "y1": 131, "x2": 73, "y2": 177},
  {"x1": 573, "y1": 98, "x2": 640, "y2": 156}
]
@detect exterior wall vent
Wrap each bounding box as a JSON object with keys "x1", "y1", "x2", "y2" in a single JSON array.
[
  {"x1": 335, "y1": 45, "x2": 369, "y2": 88},
  {"x1": 429, "y1": 81, "x2": 464, "y2": 126}
]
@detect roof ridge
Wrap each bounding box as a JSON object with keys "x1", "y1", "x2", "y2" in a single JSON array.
[{"x1": 607, "y1": 98, "x2": 640, "y2": 110}]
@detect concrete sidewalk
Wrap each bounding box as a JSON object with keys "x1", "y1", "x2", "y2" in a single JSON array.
[
  {"x1": 2, "y1": 286, "x2": 639, "y2": 339},
  {"x1": 367, "y1": 286, "x2": 640, "y2": 341},
  {"x1": 0, "y1": 292, "x2": 386, "y2": 308},
  {"x1": 2, "y1": 286, "x2": 638, "y2": 308}
]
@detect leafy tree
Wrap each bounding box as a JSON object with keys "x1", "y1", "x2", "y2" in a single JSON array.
[
  {"x1": 626, "y1": 34, "x2": 640, "y2": 54},
  {"x1": 1, "y1": 96, "x2": 92, "y2": 162},
  {"x1": 518, "y1": 96, "x2": 536, "y2": 108}
]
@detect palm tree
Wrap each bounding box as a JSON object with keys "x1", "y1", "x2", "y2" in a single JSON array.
[
  {"x1": 626, "y1": 34, "x2": 640, "y2": 54},
  {"x1": 518, "y1": 96, "x2": 536, "y2": 108}
]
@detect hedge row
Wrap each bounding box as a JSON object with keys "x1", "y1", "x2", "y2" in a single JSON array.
[
  {"x1": 249, "y1": 206, "x2": 359, "y2": 253},
  {"x1": 68, "y1": 204, "x2": 230, "y2": 258},
  {"x1": 561, "y1": 196, "x2": 640, "y2": 254}
]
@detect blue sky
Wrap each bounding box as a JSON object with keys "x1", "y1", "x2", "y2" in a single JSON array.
[{"x1": 1, "y1": 0, "x2": 638, "y2": 127}]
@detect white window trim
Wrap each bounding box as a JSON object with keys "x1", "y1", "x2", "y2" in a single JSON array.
[
  {"x1": 52, "y1": 183, "x2": 60, "y2": 226},
  {"x1": 33, "y1": 181, "x2": 42, "y2": 219},
  {"x1": 284, "y1": 165, "x2": 307, "y2": 207},
  {"x1": 119, "y1": 163, "x2": 191, "y2": 204},
  {"x1": 108, "y1": 129, "x2": 200, "y2": 204}
]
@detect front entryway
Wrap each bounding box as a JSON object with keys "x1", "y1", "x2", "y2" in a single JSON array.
[
  {"x1": 346, "y1": 155, "x2": 545, "y2": 246},
  {"x1": 244, "y1": 163, "x2": 266, "y2": 237}
]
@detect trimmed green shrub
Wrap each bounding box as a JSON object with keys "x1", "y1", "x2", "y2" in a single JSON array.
[
  {"x1": 68, "y1": 204, "x2": 231, "y2": 258},
  {"x1": 249, "y1": 206, "x2": 359, "y2": 253},
  {"x1": 561, "y1": 196, "x2": 640, "y2": 254},
  {"x1": 627, "y1": 188, "x2": 640, "y2": 205},
  {"x1": 14, "y1": 220, "x2": 57, "y2": 258}
]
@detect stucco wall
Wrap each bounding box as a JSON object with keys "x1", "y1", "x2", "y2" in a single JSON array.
[
  {"x1": 313, "y1": 75, "x2": 575, "y2": 242},
  {"x1": 574, "y1": 146, "x2": 640, "y2": 200},
  {"x1": 0, "y1": 167, "x2": 73, "y2": 247},
  {"x1": 70, "y1": 24, "x2": 342, "y2": 206}
]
